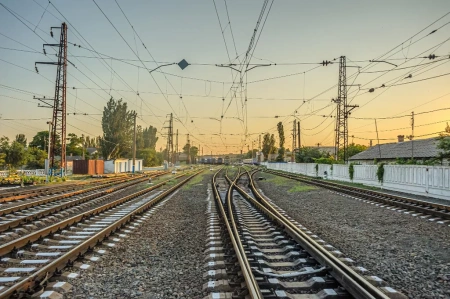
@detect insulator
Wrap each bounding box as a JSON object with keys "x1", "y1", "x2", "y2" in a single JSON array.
[
  {"x1": 428, "y1": 54, "x2": 436, "y2": 60},
  {"x1": 43, "y1": 48, "x2": 46, "y2": 55},
  {"x1": 50, "y1": 30, "x2": 53, "y2": 37},
  {"x1": 369, "y1": 88, "x2": 375, "y2": 93},
  {"x1": 35, "y1": 66, "x2": 39, "y2": 73}
]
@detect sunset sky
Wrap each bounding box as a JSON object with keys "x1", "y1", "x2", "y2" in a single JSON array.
[{"x1": 1, "y1": 0, "x2": 449, "y2": 155}]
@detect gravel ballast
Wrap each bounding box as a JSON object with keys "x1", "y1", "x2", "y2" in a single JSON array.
[
  {"x1": 71, "y1": 172, "x2": 211, "y2": 299},
  {"x1": 256, "y1": 172, "x2": 450, "y2": 299}
]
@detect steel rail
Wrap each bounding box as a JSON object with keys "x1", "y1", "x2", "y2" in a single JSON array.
[
  {"x1": 212, "y1": 168, "x2": 263, "y2": 299},
  {"x1": 0, "y1": 172, "x2": 183, "y2": 257},
  {"x1": 0, "y1": 175, "x2": 129, "y2": 201},
  {"x1": 233, "y1": 170, "x2": 391, "y2": 299},
  {"x1": 0, "y1": 173, "x2": 166, "y2": 216},
  {"x1": 0, "y1": 174, "x2": 163, "y2": 232},
  {"x1": 0, "y1": 170, "x2": 202, "y2": 298},
  {"x1": 264, "y1": 168, "x2": 450, "y2": 220}
]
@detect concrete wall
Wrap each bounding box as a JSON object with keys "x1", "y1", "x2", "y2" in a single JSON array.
[
  {"x1": 262, "y1": 162, "x2": 450, "y2": 201},
  {"x1": 0, "y1": 169, "x2": 46, "y2": 177}
]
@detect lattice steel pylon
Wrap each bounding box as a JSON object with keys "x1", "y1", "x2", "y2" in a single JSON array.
[
  {"x1": 36, "y1": 23, "x2": 68, "y2": 176},
  {"x1": 334, "y1": 56, "x2": 358, "y2": 162}
]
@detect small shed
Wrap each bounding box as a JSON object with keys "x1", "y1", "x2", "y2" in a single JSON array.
[
  {"x1": 104, "y1": 159, "x2": 143, "y2": 173},
  {"x1": 73, "y1": 160, "x2": 104, "y2": 175}
]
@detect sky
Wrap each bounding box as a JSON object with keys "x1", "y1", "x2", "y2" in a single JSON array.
[{"x1": 0, "y1": 0, "x2": 449, "y2": 155}]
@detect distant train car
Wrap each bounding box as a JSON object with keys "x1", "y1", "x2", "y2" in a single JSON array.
[
  {"x1": 224, "y1": 156, "x2": 230, "y2": 165},
  {"x1": 211, "y1": 158, "x2": 217, "y2": 164},
  {"x1": 217, "y1": 158, "x2": 223, "y2": 164},
  {"x1": 206, "y1": 158, "x2": 212, "y2": 164}
]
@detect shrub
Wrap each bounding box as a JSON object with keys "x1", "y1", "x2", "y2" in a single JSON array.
[
  {"x1": 376, "y1": 163, "x2": 385, "y2": 183},
  {"x1": 349, "y1": 163, "x2": 355, "y2": 181}
]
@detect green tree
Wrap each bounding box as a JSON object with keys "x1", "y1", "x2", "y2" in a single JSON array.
[
  {"x1": 190, "y1": 146, "x2": 199, "y2": 163},
  {"x1": 296, "y1": 146, "x2": 330, "y2": 163},
  {"x1": 142, "y1": 126, "x2": 158, "y2": 149},
  {"x1": 5, "y1": 141, "x2": 28, "y2": 168},
  {"x1": 0, "y1": 153, "x2": 5, "y2": 168},
  {"x1": 338, "y1": 143, "x2": 367, "y2": 161},
  {"x1": 245, "y1": 149, "x2": 258, "y2": 158},
  {"x1": 67, "y1": 133, "x2": 83, "y2": 156},
  {"x1": 100, "y1": 97, "x2": 135, "y2": 159},
  {"x1": 276, "y1": 122, "x2": 285, "y2": 162},
  {"x1": 15, "y1": 134, "x2": 27, "y2": 147},
  {"x1": 136, "y1": 125, "x2": 144, "y2": 150},
  {"x1": 29, "y1": 131, "x2": 49, "y2": 151},
  {"x1": 26, "y1": 147, "x2": 47, "y2": 169},
  {"x1": 261, "y1": 133, "x2": 277, "y2": 161},
  {"x1": 437, "y1": 123, "x2": 450, "y2": 163},
  {"x1": 137, "y1": 148, "x2": 161, "y2": 167}
]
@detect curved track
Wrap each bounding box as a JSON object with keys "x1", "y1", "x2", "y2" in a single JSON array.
[{"x1": 205, "y1": 167, "x2": 405, "y2": 299}]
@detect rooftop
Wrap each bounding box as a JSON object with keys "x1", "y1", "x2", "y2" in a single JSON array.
[{"x1": 349, "y1": 138, "x2": 441, "y2": 160}]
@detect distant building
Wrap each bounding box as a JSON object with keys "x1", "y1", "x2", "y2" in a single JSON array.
[{"x1": 349, "y1": 135, "x2": 442, "y2": 164}]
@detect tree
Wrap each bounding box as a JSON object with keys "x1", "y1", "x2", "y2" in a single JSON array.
[
  {"x1": 190, "y1": 146, "x2": 199, "y2": 163},
  {"x1": 142, "y1": 126, "x2": 158, "y2": 149},
  {"x1": 101, "y1": 97, "x2": 135, "y2": 159},
  {"x1": 136, "y1": 125, "x2": 144, "y2": 150},
  {"x1": 296, "y1": 146, "x2": 330, "y2": 163},
  {"x1": 26, "y1": 147, "x2": 47, "y2": 169},
  {"x1": 437, "y1": 123, "x2": 450, "y2": 163},
  {"x1": 245, "y1": 149, "x2": 258, "y2": 159},
  {"x1": 338, "y1": 143, "x2": 367, "y2": 161},
  {"x1": 276, "y1": 122, "x2": 285, "y2": 162},
  {"x1": 5, "y1": 141, "x2": 28, "y2": 168},
  {"x1": 15, "y1": 134, "x2": 27, "y2": 147},
  {"x1": 0, "y1": 153, "x2": 5, "y2": 168},
  {"x1": 137, "y1": 148, "x2": 161, "y2": 167},
  {"x1": 262, "y1": 133, "x2": 277, "y2": 161},
  {"x1": 29, "y1": 131, "x2": 49, "y2": 151},
  {"x1": 67, "y1": 133, "x2": 83, "y2": 157}
]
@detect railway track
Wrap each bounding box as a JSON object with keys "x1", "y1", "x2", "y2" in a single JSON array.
[
  {"x1": 262, "y1": 168, "x2": 450, "y2": 224},
  {"x1": 0, "y1": 175, "x2": 138, "y2": 202},
  {"x1": 0, "y1": 169, "x2": 202, "y2": 298},
  {"x1": 0, "y1": 172, "x2": 170, "y2": 244},
  {"x1": 204, "y1": 167, "x2": 405, "y2": 299}
]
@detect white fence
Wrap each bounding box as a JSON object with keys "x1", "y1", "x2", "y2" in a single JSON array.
[
  {"x1": 0, "y1": 169, "x2": 47, "y2": 178},
  {"x1": 262, "y1": 162, "x2": 450, "y2": 201}
]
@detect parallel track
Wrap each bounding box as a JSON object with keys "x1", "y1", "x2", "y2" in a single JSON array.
[
  {"x1": 263, "y1": 168, "x2": 450, "y2": 223},
  {"x1": 0, "y1": 170, "x2": 201, "y2": 298}
]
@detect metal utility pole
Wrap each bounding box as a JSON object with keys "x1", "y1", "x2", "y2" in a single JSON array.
[
  {"x1": 292, "y1": 120, "x2": 296, "y2": 162},
  {"x1": 258, "y1": 134, "x2": 261, "y2": 162},
  {"x1": 297, "y1": 120, "x2": 301, "y2": 149},
  {"x1": 375, "y1": 119, "x2": 382, "y2": 160},
  {"x1": 132, "y1": 112, "x2": 137, "y2": 173},
  {"x1": 333, "y1": 56, "x2": 358, "y2": 163},
  {"x1": 186, "y1": 134, "x2": 190, "y2": 164},
  {"x1": 175, "y1": 129, "x2": 178, "y2": 164},
  {"x1": 411, "y1": 111, "x2": 414, "y2": 159},
  {"x1": 35, "y1": 23, "x2": 68, "y2": 176},
  {"x1": 164, "y1": 113, "x2": 174, "y2": 163},
  {"x1": 46, "y1": 121, "x2": 52, "y2": 183}
]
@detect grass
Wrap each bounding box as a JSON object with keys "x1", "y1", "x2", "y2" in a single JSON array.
[
  {"x1": 183, "y1": 171, "x2": 207, "y2": 190},
  {"x1": 262, "y1": 172, "x2": 316, "y2": 193}
]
